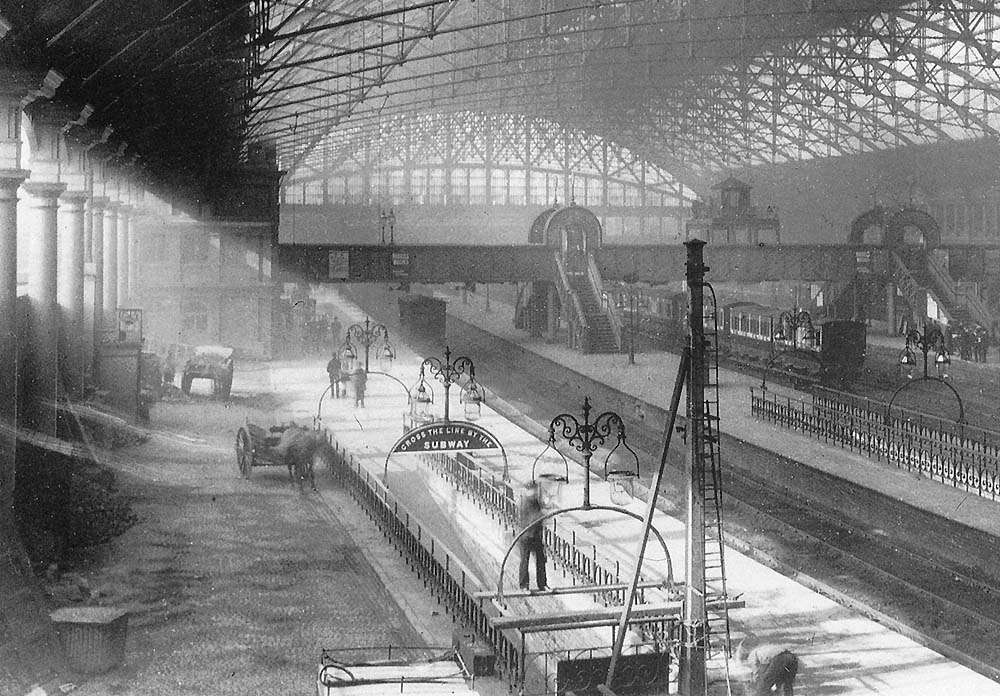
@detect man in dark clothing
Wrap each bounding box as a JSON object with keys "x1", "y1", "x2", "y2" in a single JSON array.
[
  {"x1": 740, "y1": 635, "x2": 799, "y2": 696},
  {"x1": 350, "y1": 367, "x2": 367, "y2": 408},
  {"x1": 326, "y1": 354, "x2": 343, "y2": 398},
  {"x1": 518, "y1": 480, "x2": 547, "y2": 591},
  {"x1": 330, "y1": 316, "x2": 343, "y2": 346}
]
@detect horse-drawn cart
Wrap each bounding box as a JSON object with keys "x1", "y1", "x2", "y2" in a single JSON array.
[
  {"x1": 235, "y1": 421, "x2": 332, "y2": 490},
  {"x1": 235, "y1": 422, "x2": 290, "y2": 479}
]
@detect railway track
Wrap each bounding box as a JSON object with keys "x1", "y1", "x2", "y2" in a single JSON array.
[
  {"x1": 431, "y1": 316, "x2": 1000, "y2": 681},
  {"x1": 339, "y1": 286, "x2": 1000, "y2": 679}
]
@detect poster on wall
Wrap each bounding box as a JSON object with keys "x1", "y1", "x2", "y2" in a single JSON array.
[
  {"x1": 328, "y1": 250, "x2": 350, "y2": 280},
  {"x1": 391, "y1": 251, "x2": 410, "y2": 279}
]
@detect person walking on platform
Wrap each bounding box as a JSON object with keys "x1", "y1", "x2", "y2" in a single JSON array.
[
  {"x1": 326, "y1": 353, "x2": 343, "y2": 398},
  {"x1": 330, "y1": 316, "x2": 342, "y2": 346},
  {"x1": 350, "y1": 367, "x2": 367, "y2": 408},
  {"x1": 518, "y1": 480, "x2": 548, "y2": 591},
  {"x1": 738, "y1": 633, "x2": 799, "y2": 696},
  {"x1": 974, "y1": 324, "x2": 989, "y2": 363}
]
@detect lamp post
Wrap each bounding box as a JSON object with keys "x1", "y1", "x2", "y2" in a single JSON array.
[
  {"x1": 379, "y1": 209, "x2": 396, "y2": 245},
  {"x1": 547, "y1": 397, "x2": 625, "y2": 510},
  {"x1": 899, "y1": 322, "x2": 950, "y2": 379},
  {"x1": 618, "y1": 274, "x2": 638, "y2": 365},
  {"x1": 889, "y1": 322, "x2": 964, "y2": 423},
  {"x1": 421, "y1": 346, "x2": 483, "y2": 421},
  {"x1": 760, "y1": 307, "x2": 818, "y2": 390},
  {"x1": 342, "y1": 316, "x2": 394, "y2": 374},
  {"x1": 773, "y1": 308, "x2": 815, "y2": 350}
]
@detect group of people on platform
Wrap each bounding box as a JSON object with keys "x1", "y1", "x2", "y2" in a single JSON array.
[
  {"x1": 949, "y1": 321, "x2": 994, "y2": 363},
  {"x1": 899, "y1": 316, "x2": 995, "y2": 364},
  {"x1": 325, "y1": 353, "x2": 367, "y2": 408}
]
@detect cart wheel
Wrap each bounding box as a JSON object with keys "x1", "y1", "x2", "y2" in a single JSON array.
[{"x1": 236, "y1": 427, "x2": 254, "y2": 479}]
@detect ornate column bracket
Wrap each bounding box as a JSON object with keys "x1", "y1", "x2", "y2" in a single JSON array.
[{"x1": 0, "y1": 68, "x2": 60, "y2": 176}]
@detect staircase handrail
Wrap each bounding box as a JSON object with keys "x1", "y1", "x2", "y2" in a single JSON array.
[
  {"x1": 925, "y1": 252, "x2": 994, "y2": 327},
  {"x1": 554, "y1": 252, "x2": 589, "y2": 349},
  {"x1": 586, "y1": 253, "x2": 623, "y2": 350},
  {"x1": 891, "y1": 250, "x2": 930, "y2": 322}
]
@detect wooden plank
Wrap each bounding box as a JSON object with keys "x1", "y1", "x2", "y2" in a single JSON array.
[
  {"x1": 518, "y1": 617, "x2": 677, "y2": 634},
  {"x1": 473, "y1": 580, "x2": 676, "y2": 601},
  {"x1": 489, "y1": 601, "x2": 683, "y2": 630}
]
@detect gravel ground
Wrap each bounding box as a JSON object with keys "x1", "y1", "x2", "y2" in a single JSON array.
[{"x1": 43, "y1": 370, "x2": 429, "y2": 696}]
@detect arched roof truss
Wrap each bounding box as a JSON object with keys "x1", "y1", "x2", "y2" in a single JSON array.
[
  {"x1": 284, "y1": 111, "x2": 696, "y2": 205},
  {"x1": 245, "y1": 0, "x2": 1000, "y2": 190}
]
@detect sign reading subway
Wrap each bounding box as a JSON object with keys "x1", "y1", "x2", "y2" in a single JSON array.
[{"x1": 392, "y1": 422, "x2": 501, "y2": 454}]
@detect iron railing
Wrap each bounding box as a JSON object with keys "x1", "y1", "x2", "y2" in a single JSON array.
[
  {"x1": 419, "y1": 452, "x2": 517, "y2": 529},
  {"x1": 750, "y1": 387, "x2": 1000, "y2": 500},
  {"x1": 417, "y1": 449, "x2": 671, "y2": 606},
  {"x1": 327, "y1": 437, "x2": 678, "y2": 693},
  {"x1": 554, "y1": 252, "x2": 588, "y2": 351},
  {"x1": 586, "y1": 252, "x2": 622, "y2": 350},
  {"x1": 328, "y1": 440, "x2": 524, "y2": 684}
]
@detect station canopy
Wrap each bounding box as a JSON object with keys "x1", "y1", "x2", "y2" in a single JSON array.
[{"x1": 6, "y1": 1, "x2": 1000, "y2": 196}]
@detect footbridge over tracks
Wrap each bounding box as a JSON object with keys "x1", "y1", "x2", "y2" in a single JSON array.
[
  {"x1": 276, "y1": 202, "x2": 1000, "y2": 356},
  {"x1": 275, "y1": 242, "x2": 870, "y2": 285}
]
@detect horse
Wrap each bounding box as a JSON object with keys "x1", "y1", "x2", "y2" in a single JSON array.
[{"x1": 274, "y1": 425, "x2": 332, "y2": 491}]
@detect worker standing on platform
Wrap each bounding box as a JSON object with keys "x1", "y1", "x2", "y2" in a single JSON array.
[
  {"x1": 738, "y1": 633, "x2": 799, "y2": 696},
  {"x1": 518, "y1": 480, "x2": 548, "y2": 591},
  {"x1": 350, "y1": 367, "x2": 367, "y2": 408},
  {"x1": 326, "y1": 353, "x2": 343, "y2": 398}
]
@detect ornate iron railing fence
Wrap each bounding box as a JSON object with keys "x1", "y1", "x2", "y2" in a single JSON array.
[
  {"x1": 328, "y1": 441, "x2": 525, "y2": 685},
  {"x1": 326, "y1": 437, "x2": 677, "y2": 694},
  {"x1": 417, "y1": 449, "x2": 668, "y2": 607},
  {"x1": 750, "y1": 387, "x2": 1000, "y2": 500},
  {"x1": 419, "y1": 452, "x2": 517, "y2": 529}
]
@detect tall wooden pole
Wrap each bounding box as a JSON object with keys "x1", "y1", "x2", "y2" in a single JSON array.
[
  {"x1": 605, "y1": 348, "x2": 689, "y2": 689},
  {"x1": 680, "y1": 239, "x2": 708, "y2": 695}
]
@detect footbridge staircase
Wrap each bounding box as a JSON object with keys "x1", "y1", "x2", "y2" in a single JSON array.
[
  {"x1": 894, "y1": 248, "x2": 994, "y2": 328},
  {"x1": 826, "y1": 206, "x2": 998, "y2": 329},
  {"x1": 561, "y1": 254, "x2": 621, "y2": 354}
]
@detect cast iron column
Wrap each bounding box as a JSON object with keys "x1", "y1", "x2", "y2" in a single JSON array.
[
  {"x1": 23, "y1": 179, "x2": 66, "y2": 435},
  {"x1": 102, "y1": 200, "x2": 119, "y2": 330},
  {"x1": 57, "y1": 190, "x2": 88, "y2": 395},
  {"x1": 116, "y1": 204, "x2": 130, "y2": 306}
]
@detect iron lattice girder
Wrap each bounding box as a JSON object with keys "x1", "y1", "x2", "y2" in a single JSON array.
[
  {"x1": 586, "y1": 1, "x2": 1000, "y2": 166},
  {"x1": 250, "y1": 0, "x2": 1000, "y2": 182},
  {"x1": 282, "y1": 110, "x2": 692, "y2": 202}
]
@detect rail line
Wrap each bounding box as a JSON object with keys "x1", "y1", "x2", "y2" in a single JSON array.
[{"x1": 432, "y1": 316, "x2": 1000, "y2": 681}]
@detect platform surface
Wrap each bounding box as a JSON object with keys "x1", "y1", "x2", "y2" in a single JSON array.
[{"x1": 295, "y1": 286, "x2": 1000, "y2": 696}]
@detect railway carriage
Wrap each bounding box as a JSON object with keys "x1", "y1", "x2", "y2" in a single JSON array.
[{"x1": 612, "y1": 284, "x2": 867, "y2": 385}]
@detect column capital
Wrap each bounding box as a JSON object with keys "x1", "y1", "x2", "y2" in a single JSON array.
[
  {"x1": 22, "y1": 180, "x2": 67, "y2": 200},
  {"x1": 58, "y1": 189, "x2": 90, "y2": 204},
  {"x1": 23, "y1": 100, "x2": 85, "y2": 186},
  {"x1": 0, "y1": 168, "x2": 30, "y2": 184},
  {"x1": 0, "y1": 169, "x2": 28, "y2": 202},
  {"x1": 0, "y1": 68, "x2": 63, "y2": 172}
]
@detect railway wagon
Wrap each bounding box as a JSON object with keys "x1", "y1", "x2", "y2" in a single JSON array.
[
  {"x1": 612, "y1": 283, "x2": 867, "y2": 384},
  {"x1": 721, "y1": 302, "x2": 867, "y2": 384}
]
